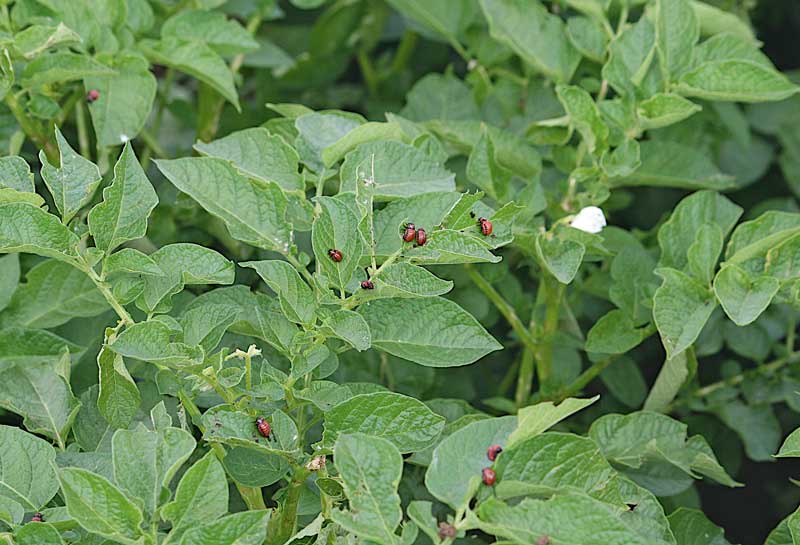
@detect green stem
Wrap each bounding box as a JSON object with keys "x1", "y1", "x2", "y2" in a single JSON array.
[
  {"x1": 357, "y1": 50, "x2": 380, "y2": 96},
  {"x1": 139, "y1": 129, "x2": 168, "y2": 159},
  {"x1": 244, "y1": 352, "x2": 253, "y2": 391},
  {"x1": 465, "y1": 264, "x2": 538, "y2": 354},
  {"x1": 515, "y1": 340, "x2": 537, "y2": 408},
  {"x1": 389, "y1": 30, "x2": 418, "y2": 75},
  {"x1": 75, "y1": 100, "x2": 90, "y2": 159},
  {"x1": 537, "y1": 278, "x2": 564, "y2": 391},
  {"x1": 141, "y1": 67, "x2": 174, "y2": 168},
  {"x1": 286, "y1": 253, "x2": 315, "y2": 286},
  {"x1": 269, "y1": 467, "x2": 310, "y2": 544},
  {"x1": 83, "y1": 262, "x2": 134, "y2": 325}
]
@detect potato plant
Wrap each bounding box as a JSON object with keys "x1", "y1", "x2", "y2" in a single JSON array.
[{"x1": 1, "y1": 0, "x2": 800, "y2": 544}]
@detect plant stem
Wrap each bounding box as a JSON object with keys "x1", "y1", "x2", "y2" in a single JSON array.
[
  {"x1": 269, "y1": 467, "x2": 309, "y2": 544},
  {"x1": 82, "y1": 262, "x2": 134, "y2": 325},
  {"x1": 389, "y1": 30, "x2": 418, "y2": 75},
  {"x1": 75, "y1": 100, "x2": 90, "y2": 159},
  {"x1": 286, "y1": 253, "x2": 315, "y2": 285},
  {"x1": 141, "y1": 67, "x2": 174, "y2": 168},
  {"x1": 5, "y1": 92, "x2": 57, "y2": 162},
  {"x1": 464, "y1": 264, "x2": 538, "y2": 355},
  {"x1": 357, "y1": 50, "x2": 380, "y2": 96},
  {"x1": 536, "y1": 277, "x2": 565, "y2": 393},
  {"x1": 244, "y1": 351, "x2": 253, "y2": 391}
]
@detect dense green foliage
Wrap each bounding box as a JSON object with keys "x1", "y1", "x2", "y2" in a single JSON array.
[{"x1": 0, "y1": 0, "x2": 800, "y2": 544}]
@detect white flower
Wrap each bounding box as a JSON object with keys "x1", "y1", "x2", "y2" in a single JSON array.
[{"x1": 570, "y1": 206, "x2": 606, "y2": 234}]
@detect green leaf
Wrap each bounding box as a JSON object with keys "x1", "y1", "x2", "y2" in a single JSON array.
[
  {"x1": 103, "y1": 248, "x2": 162, "y2": 277},
  {"x1": 601, "y1": 139, "x2": 641, "y2": 178},
  {"x1": 668, "y1": 508, "x2": 734, "y2": 545},
  {"x1": 601, "y1": 356, "x2": 648, "y2": 408},
  {"x1": 0, "y1": 327, "x2": 82, "y2": 368},
  {"x1": 765, "y1": 232, "x2": 800, "y2": 280},
  {"x1": 611, "y1": 141, "x2": 733, "y2": 190},
  {"x1": 202, "y1": 405, "x2": 298, "y2": 455},
  {"x1": 140, "y1": 37, "x2": 239, "y2": 110},
  {"x1": 332, "y1": 433, "x2": 402, "y2": 545},
  {"x1": 135, "y1": 243, "x2": 235, "y2": 314},
  {"x1": 339, "y1": 140, "x2": 455, "y2": 199},
  {"x1": 112, "y1": 426, "x2": 195, "y2": 518},
  {"x1": 358, "y1": 297, "x2": 501, "y2": 367},
  {"x1": 643, "y1": 351, "x2": 691, "y2": 413},
  {"x1": 713, "y1": 264, "x2": 779, "y2": 326},
  {"x1": 725, "y1": 210, "x2": 800, "y2": 265},
  {"x1": 566, "y1": 16, "x2": 608, "y2": 63},
  {"x1": 655, "y1": 0, "x2": 698, "y2": 79},
  {"x1": 180, "y1": 303, "x2": 239, "y2": 352},
  {"x1": 161, "y1": 452, "x2": 228, "y2": 542},
  {"x1": 693, "y1": 33, "x2": 769, "y2": 66},
  {"x1": 84, "y1": 53, "x2": 157, "y2": 147},
  {"x1": 96, "y1": 347, "x2": 139, "y2": 430},
  {"x1": 373, "y1": 192, "x2": 461, "y2": 257},
  {"x1": 677, "y1": 60, "x2": 799, "y2": 103},
  {"x1": 87, "y1": 143, "x2": 157, "y2": 253},
  {"x1": 179, "y1": 510, "x2": 270, "y2": 545},
  {"x1": 400, "y1": 74, "x2": 479, "y2": 122},
  {"x1": 0, "y1": 357, "x2": 80, "y2": 446},
  {"x1": 507, "y1": 396, "x2": 599, "y2": 449},
  {"x1": 12, "y1": 23, "x2": 80, "y2": 59},
  {"x1": 241, "y1": 260, "x2": 315, "y2": 325},
  {"x1": 466, "y1": 127, "x2": 512, "y2": 201},
  {"x1": 0, "y1": 425, "x2": 59, "y2": 510},
  {"x1": 0, "y1": 202, "x2": 78, "y2": 261},
  {"x1": 59, "y1": 468, "x2": 144, "y2": 545},
  {"x1": 110, "y1": 320, "x2": 204, "y2": 366},
  {"x1": 495, "y1": 433, "x2": 619, "y2": 501},
  {"x1": 384, "y1": 0, "x2": 475, "y2": 47},
  {"x1": 194, "y1": 128, "x2": 304, "y2": 193},
  {"x1": 373, "y1": 262, "x2": 453, "y2": 296},
  {"x1": 590, "y1": 412, "x2": 739, "y2": 496},
  {"x1": 221, "y1": 447, "x2": 288, "y2": 488},
  {"x1": 776, "y1": 427, "x2": 800, "y2": 458},
  {"x1": 0, "y1": 259, "x2": 107, "y2": 329},
  {"x1": 653, "y1": 268, "x2": 717, "y2": 359},
  {"x1": 585, "y1": 309, "x2": 650, "y2": 355},
  {"x1": 13, "y1": 522, "x2": 65, "y2": 545},
  {"x1": 156, "y1": 157, "x2": 291, "y2": 253},
  {"x1": 322, "y1": 309, "x2": 371, "y2": 351},
  {"x1": 480, "y1": 0, "x2": 580, "y2": 83},
  {"x1": 602, "y1": 17, "x2": 656, "y2": 97},
  {"x1": 557, "y1": 84, "x2": 608, "y2": 153},
  {"x1": 686, "y1": 223, "x2": 724, "y2": 284},
  {"x1": 715, "y1": 400, "x2": 780, "y2": 462},
  {"x1": 536, "y1": 233, "x2": 585, "y2": 284},
  {"x1": 0, "y1": 254, "x2": 18, "y2": 313},
  {"x1": 638, "y1": 93, "x2": 702, "y2": 130},
  {"x1": 475, "y1": 495, "x2": 673, "y2": 545},
  {"x1": 658, "y1": 191, "x2": 742, "y2": 271},
  {"x1": 0, "y1": 156, "x2": 34, "y2": 192},
  {"x1": 295, "y1": 112, "x2": 362, "y2": 170},
  {"x1": 40, "y1": 127, "x2": 101, "y2": 224},
  {"x1": 405, "y1": 230, "x2": 500, "y2": 265},
  {"x1": 20, "y1": 52, "x2": 114, "y2": 87},
  {"x1": 312, "y1": 196, "x2": 365, "y2": 295},
  {"x1": 161, "y1": 9, "x2": 259, "y2": 56},
  {"x1": 323, "y1": 122, "x2": 409, "y2": 167},
  {"x1": 426, "y1": 416, "x2": 516, "y2": 510},
  {"x1": 323, "y1": 392, "x2": 444, "y2": 453},
  {"x1": 690, "y1": 1, "x2": 756, "y2": 42}
]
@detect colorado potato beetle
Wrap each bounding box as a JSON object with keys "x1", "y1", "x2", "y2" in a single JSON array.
[
  {"x1": 256, "y1": 416, "x2": 271, "y2": 438},
  {"x1": 31, "y1": 513, "x2": 44, "y2": 523},
  {"x1": 487, "y1": 444, "x2": 503, "y2": 461},
  {"x1": 438, "y1": 522, "x2": 457, "y2": 539},
  {"x1": 86, "y1": 89, "x2": 100, "y2": 103},
  {"x1": 478, "y1": 217, "x2": 493, "y2": 236},
  {"x1": 482, "y1": 467, "x2": 496, "y2": 486},
  {"x1": 415, "y1": 228, "x2": 427, "y2": 246},
  {"x1": 361, "y1": 280, "x2": 374, "y2": 289},
  {"x1": 328, "y1": 249, "x2": 343, "y2": 262},
  {"x1": 402, "y1": 223, "x2": 416, "y2": 242}
]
